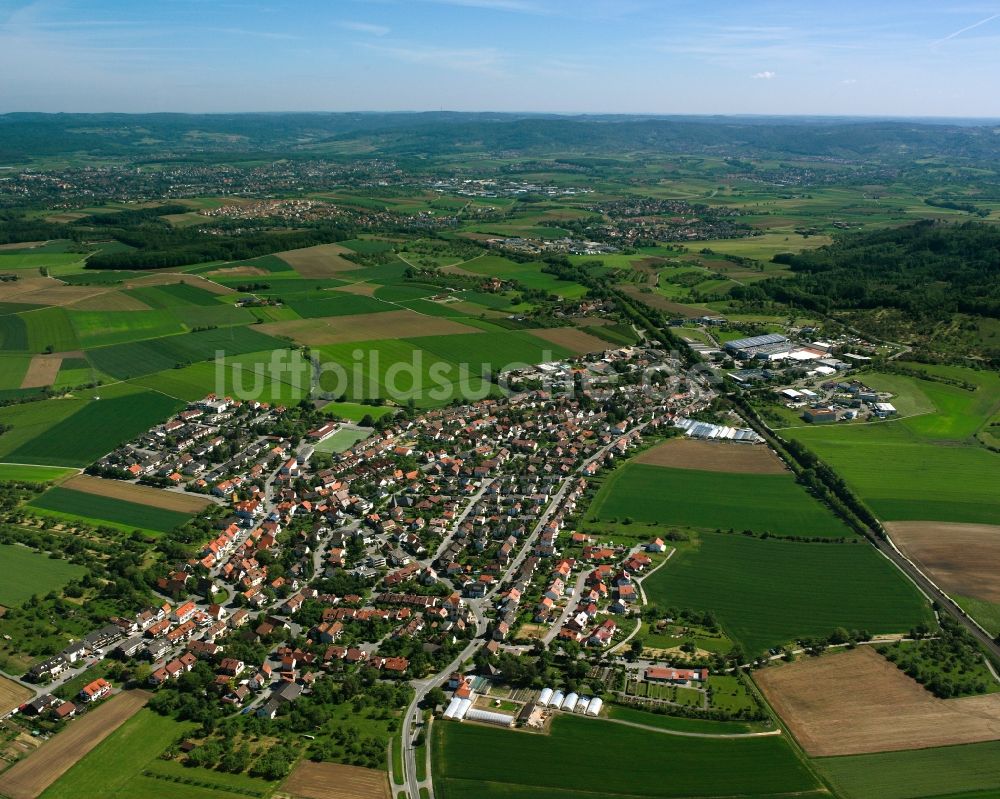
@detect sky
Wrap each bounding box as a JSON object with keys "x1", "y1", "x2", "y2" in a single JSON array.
[{"x1": 1, "y1": 0, "x2": 999, "y2": 116}]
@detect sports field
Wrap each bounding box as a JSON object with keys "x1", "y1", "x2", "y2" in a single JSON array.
[
  {"x1": 642, "y1": 532, "x2": 932, "y2": 653},
  {"x1": 433, "y1": 714, "x2": 823, "y2": 799},
  {"x1": 756, "y1": 647, "x2": 1000, "y2": 756},
  {"x1": 589, "y1": 463, "x2": 853, "y2": 538},
  {"x1": 0, "y1": 691, "x2": 150, "y2": 799},
  {"x1": 28, "y1": 486, "x2": 195, "y2": 534},
  {"x1": 0, "y1": 544, "x2": 86, "y2": 606}
]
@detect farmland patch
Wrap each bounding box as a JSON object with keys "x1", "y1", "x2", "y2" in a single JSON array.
[
  {"x1": 642, "y1": 532, "x2": 932, "y2": 654},
  {"x1": 60, "y1": 475, "x2": 212, "y2": 513},
  {"x1": 0, "y1": 544, "x2": 86, "y2": 607},
  {"x1": 528, "y1": 327, "x2": 611, "y2": 355},
  {"x1": 281, "y1": 761, "x2": 389, "y2": 799},
  {"x1": 756, "y1": 647, "x2": 1000, "y2": 756},
  {"x1": 260, "y1": 310, "x2": 479, "y2": 346},
  {"x1": 634, "y1": 437, "x2": 788, "y2": 474},
  {"x1": 0, "y1": 690, "x2": 150, "y2": 799},
  {"x1": 886, "y1": 521, "x2": 1000, "y2": 603}
]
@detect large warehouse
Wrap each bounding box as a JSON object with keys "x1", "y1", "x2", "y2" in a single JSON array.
[{"x1": 723, "y1": 333, "x2": 793, "y2": 360}]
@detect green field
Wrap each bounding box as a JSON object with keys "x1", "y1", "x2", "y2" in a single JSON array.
[
  {"x1": 314, "y1": 428, "x2": 372, "y2": 453},
  {"x1": 317, "y1": 339, "x2": 491, "y2": 406},
  {"x1": 642, "y1": 532, "x2": 932, "y2": 653},
  {"x1": 88, "y1": 325, "x2": 288, "y2": 380},
  {"x1": 0, "y1": 398, "x2": 89, "y2": 460},
  {"x1": 4, "y1": 390, "x2": 183, "y2": 466},
  {"x1": 28, "y1": 486, "x2": 194, "y2": 534},
  {"x1": 22, "y1": 308, "x2": 79, "y2": 353},
  {"x1": 433, "y1": 714, "x2": 823, "y2": 799},
  {"x1": 40, "y1": 709, "x2": 274, "y2": 799},
  {"x1": 0, "y1": 544, "x2": 86, "y2": 607},
  {"x1": 814, "y1": 740, "x2": 1000, "y2": 799},
  {"x1": 321, "y1": 400, "x2": 397, "y2": 422},
  {"x1": 0, "y1": 464, "x2": 76, "y2": 482},
  {"x1": 785, "y1": 366, "x2": 1000, "y2": 524},
  {"x1": 589, "y1": 463, "x2": 854, "y2": 538},
  {"x1": 605, "y1": 704, "x2": 764, "y2": 734}
]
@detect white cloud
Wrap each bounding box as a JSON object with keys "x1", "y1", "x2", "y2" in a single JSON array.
[
  {"x1": 751, "y1": 70, "x2": 776, "y2": 79},
  {"x1": 841, "y1": 78, "x2": 857, "y2": 84},
  {"x1": 339, "y1": 21, "x2": 390, "y2": 36}
]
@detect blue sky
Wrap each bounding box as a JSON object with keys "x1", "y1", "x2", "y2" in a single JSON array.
[{"x1": 1, "y1": 0, "x2": 999, "y2": 115}]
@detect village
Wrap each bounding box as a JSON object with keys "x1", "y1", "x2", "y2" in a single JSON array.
[{"x1": 2, "y1": 342, "x2": 746, "y2": 786}]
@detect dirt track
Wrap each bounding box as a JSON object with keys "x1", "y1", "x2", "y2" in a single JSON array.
[
  {"x1": 61, "y1": 475, "x2": 212, "y2": 513},
  {"x1": 887, "y1": 521, "x2": 1000, "y2": 603},
  {"x1": 280, "y1": 761, "x2": 390, "y2": 799},
  {"x1": 0, "y1": 691, "x2": 150, "y2": 799},
  {"x1": 755, "y1": 647, "x2": 1000, "y2": 756},
  {"x1": 635, "y1": 437, "x2": 787, "y2": 474}
]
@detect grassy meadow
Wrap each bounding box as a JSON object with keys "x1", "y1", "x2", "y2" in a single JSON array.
[
  {"x1": 433, "y1": 714, "x2": 823, "y2": 799},
  {"x1": 28, "y1": 486, "x2": 193, "y2": 534},
  {"x1": 642, "y1": 532, "x2": 933, "y2": 654},
  {"x1": 0, "y1": 544, "x2": 86, "y2": 607},
  {"x1": 588, "y1": 462, "x2": 854, "y2": 538}
]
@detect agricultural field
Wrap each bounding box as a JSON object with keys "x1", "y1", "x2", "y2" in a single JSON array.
[
  {"x1": 756, "y1": 647, "x2": 1000, "y2": 756},
  {"x1": 633, "y1": 438, "x2": 788, "y2": 474},
  {"x1": 588, "y1": 462, "x2": 854, "y2": 538},
  {"x1": 0, "y1": 544, "x2": 86, "y2": 607},
  {"x1": 0, "y1": 691, "x2": 150, "y2": 799},
  {"x1": 0, "y1": 673, "x2": 32, "y2": 718},
  {"x1": 259, "y1": 309, "x2": 479, "y2": 347},
  {"x1": 886, "y1": 521, "x2": 1000, "y2": 610},
  {"x1": 432, "y1": 713, "x2": 824, "y2": 799},
  {"x1": 786, "y1": 365, "x2": 1000, "y2": 524},
  {"x1": 0, "y1": 463, "x2": 76, "y2": 482},
  {"x1": 38, "y1": 708, "x2": 274, "y2": 799},
  {"x1": 642, "y1": 532, "x2": 932, "y2": 654},
  {"x1": 87, "y1": 325, "x2": 288, "y2": 380},
  {"x1": 60, "y1": 475, "x2": 212, "y2": 512},
  {"x1": 814, "y1": 740, "x2": 1000, "y2": 799},
  {"x1": 27, "y1": 485, "x2": 195, "y2": 534},
  {"x1": 282, "y1": 761, "x2": 390, "y2": 799},
  {"x1": 3, "y1": 389, "x2": 183, "y2": 466}
]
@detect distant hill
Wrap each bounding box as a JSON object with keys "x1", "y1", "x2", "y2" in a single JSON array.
[{"x1": 2, "y1": 112, "x2": 1000, "y2": 163}]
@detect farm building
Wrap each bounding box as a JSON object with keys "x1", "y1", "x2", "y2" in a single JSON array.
[
  {"x1": 537, "y1": 687, "x2": 553, "y2": 706},
  {"x1": 465, "y1": 708, "x2": 515, "y2": 727},
  {"x1": 576, "y1": 697, "x2": 591, "y2": 714},
  {"x1": 645, "y1": 667, "x2": 709, "y2": 684},
  {"x1": 675, "y1": 417, "x2": 762, "y2": 443},
  {"x1": 562, "y1": 692, "x2": 579, "y2": 712},
  {"x1": 550, "y1": 690, "x2": 565, "y2": 708},
  {"x1": 586, "y1": 697, "x2": 603, "y2": 716}
]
